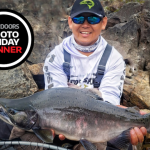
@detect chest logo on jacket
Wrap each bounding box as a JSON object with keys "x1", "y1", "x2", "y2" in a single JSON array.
[{"x1": 69, "y1": 73, "x2": 96, "y2": 87}]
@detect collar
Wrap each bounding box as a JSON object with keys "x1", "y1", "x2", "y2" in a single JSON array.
[{"x1": 71, "y1": 35, "x2": 100, "y2": 52}]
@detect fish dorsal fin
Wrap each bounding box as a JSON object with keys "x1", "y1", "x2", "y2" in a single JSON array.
[
  {"x1": 81, "y1": 88, "x2": 103, "y2": 101},
  {"x1": 79, "y1": 139, "x2": 97, "y2": 150},
  {"x1": 126, "y1": 106, "x2": 140, "y2": 114},
  {"x1": 33, "y1": 128, "x2": 54, "y2": 143}
]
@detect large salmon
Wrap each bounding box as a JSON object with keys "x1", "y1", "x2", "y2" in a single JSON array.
[{"x1": 0, "y1": 88, "x2": 149, "y2": 149}]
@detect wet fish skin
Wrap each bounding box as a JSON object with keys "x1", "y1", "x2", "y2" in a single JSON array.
[{"x1": 0, "y1": 87, "x2": 150, "y2": 143}]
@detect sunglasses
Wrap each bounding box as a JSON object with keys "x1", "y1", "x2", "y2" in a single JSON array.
[{"x1": 72, "y1": 16, "x2": 103, "y2": 24}]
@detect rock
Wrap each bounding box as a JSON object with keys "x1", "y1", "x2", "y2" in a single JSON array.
[
  {"x1": 103, "y1": 0, "x2": 150, "y2": 72},
  {"x1": 113, "y1": 2, "x2": 143, "y2": 23},
  {"x1": 122, "y1": 70, "x2": 150, "y2": 109},
  {"x1": 27, "y1": 63, "x2": 45, "y2": 89},
  {"x1": 143, "y1": 0, "x2": 150, "y2": 10},
  {"x1": 24, "y1": 15, "x2": 52, "y2": 64},
  {"x1": 126, "y1": 65, "x2": 135, "y2": 78},
  {"x1": 102, "y1": 0, "x2": 124, "y2": 15},
  {"x1": 103, "y1": 19, "x2": 140, "y2": 47},
  {"x1": 140, "y1": 9, "x2": 150, "y2": 43},
  {"x1": 106, "y1": 40, "x2": 131, "y2": 59},
  {"x1": 0, "y1": 62, "x2": 38, "y2": 99},
  {"x1": 0, "y1": 0, "x2": 74, "y2": 64},
  {"x1": 146, "y1": 62, "x2": 150, "y2": 71},
  {"x1": 130, "y1": 91, "x2": 149, "y2": 109},
  {"x1": 106, "y1": 17, "x2": 121, "y2": 29},
  {"x1": 0, "y1": 1, "x2": 149, "y2": 149},
  {"x1": 27, "y1": 63, "x2": 44, "y2": 75},
  {"x1": 140, "y1": 109, "x2": 150, "y2": 113},
  {"x1": 24, "y1": 0, "x2": 73, "y2": 64}
]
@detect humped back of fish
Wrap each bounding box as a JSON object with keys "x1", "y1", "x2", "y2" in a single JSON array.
[{"x1": 28, "y1": 88, "x2": 150, "y2": 143}]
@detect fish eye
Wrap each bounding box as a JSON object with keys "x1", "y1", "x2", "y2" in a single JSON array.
[{"x1": 8, "y1": 109, "x2": 16, "y2": 115}]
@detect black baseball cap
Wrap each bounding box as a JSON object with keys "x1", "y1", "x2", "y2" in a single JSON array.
[{"x1": 70, "y1": 0, "x2": 105, "y2": 18}]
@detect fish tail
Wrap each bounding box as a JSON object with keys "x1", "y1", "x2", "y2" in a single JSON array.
[
  {"x1": 144, "y1": 113, "x2": 150, "y2": 133},
  {"x1": 108, "y1": 128, "x2": 132, "y2": 149}
]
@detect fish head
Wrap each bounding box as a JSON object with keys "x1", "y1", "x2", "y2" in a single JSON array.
[
  {"x1": 1, "y1": 106, "x2": 38, "y2": 130},
  {"x1": 0, "y1": 96, "x2": 38, "y2": 130}
]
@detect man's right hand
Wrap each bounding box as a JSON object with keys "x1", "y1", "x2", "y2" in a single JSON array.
[
  {"x1": 59, "y1": 134, "x2": 66, "y2": 140},
  {"x1": 51, "y1": 129, "x2": 65, "y2": 141}
]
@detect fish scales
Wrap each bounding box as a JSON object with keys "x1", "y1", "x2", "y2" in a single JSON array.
[{"x1": 0, "y1": 88, "x2": 150, "y2": 143}]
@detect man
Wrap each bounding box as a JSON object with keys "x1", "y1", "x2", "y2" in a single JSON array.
[
  {"x1": 0, "y1": 0, "x2": 146, "y2": 149},
  {"x1": 43, "y1": 0, "x2": 147, "y2": 149}
]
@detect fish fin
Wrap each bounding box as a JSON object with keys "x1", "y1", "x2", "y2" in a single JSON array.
[
  {"x1": 79, "y1": 139, "x2": 97, "y2": 150},
  {"x1": 33, "y1": 129, "x2": 54, "y2": 143},
  {"x1": 126, "y1": 106, "x2": 140, "y2": 114},
  {"x1": 81, "y1": 88, "x2": 103, "y2": 101},
  {"x1": 108, "y1": 128, "x2": 132, "y2": 150},
  {"x1": 93, "y1": 142, "x2": 107, "y2": 150}
]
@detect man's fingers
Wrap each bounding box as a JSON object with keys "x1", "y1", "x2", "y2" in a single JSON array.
[
  {"x1": 140, "y1": 127, "x2": 147, "y2": 136},
  {"x1": 130, "y1": 128, "x2": 138, "y2": 145},
  {"x1": 50, "y1": 129, "x2": 65, "y2": 141},
  {"x1": 116, "y1": 105, "x2": 127, "y2": 109},
  {"x1": 133, "y1": 127, "x2": 144, "y2": 143},
  {"x1": 140, "y1": 111, "x2": 147, "y2": 115},
  {"x1": 59, "y1": 134, "x2": 65, "y2": 140}
]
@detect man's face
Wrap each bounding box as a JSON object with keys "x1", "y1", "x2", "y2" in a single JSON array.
[{"x1": 68, "y1": 13, "x2": 107, "y2": 46}]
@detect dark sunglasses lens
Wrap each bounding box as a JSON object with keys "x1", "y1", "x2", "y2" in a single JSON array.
[
  {"x1": 72, "y1": 16, "x2": 84, "y2": 24},
  {"x1": 88, "y1": 16, "x2": 101, "y2": 24}
]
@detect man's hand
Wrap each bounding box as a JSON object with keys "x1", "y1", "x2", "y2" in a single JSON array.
[
  {"x1": 68, "y1": 82, "x2": 82, "y2": 89},
  {"x1": 50, "y1": 129, "x2": 65, "y2": 140},
  {"x1": 58, "y1": 134, "x2": 66, "y2": 140},
  {"x1": 117, "y1": 105, "x2": 147, "y2": 145}
]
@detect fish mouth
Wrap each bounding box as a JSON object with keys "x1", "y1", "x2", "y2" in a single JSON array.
[
  {"x1": 0, "y1": 97, "x2": 38, "y2": 130},
  {"x1": 0, "y1": 104, "x2": 38, "y2": 130}
]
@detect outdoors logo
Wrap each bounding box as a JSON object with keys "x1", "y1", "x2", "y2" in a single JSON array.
[
  {"x1": 0, "y1": 9, "x2": 34, "y2": 70},
  {"x1": 80, "y1": 0, "x2": 95, "y2": 9}
]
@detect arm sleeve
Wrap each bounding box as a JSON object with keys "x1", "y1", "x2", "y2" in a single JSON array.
[
  {"x1": 99, "y1": 56, "x2": 126, "y2": 105},
  {"x1": 43, "y1": 49, "x2": 68, "y2": 90}
]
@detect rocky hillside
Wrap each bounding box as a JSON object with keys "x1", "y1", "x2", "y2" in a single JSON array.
[
  {"x1": 0, "y1": 0, "x2": 74, "y2": 98},
  {"x1": 0, "y1": 0, "x2": 150, "y2": 149}
]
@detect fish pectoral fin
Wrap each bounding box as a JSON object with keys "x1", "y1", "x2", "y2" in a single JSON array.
[
  {"x1": 126, "y1": 106, "x2": 140, "y2": 114},
  {"x1": 33, "y1": 129, "x2": 54, "y2": 143},
  {"x1": 79, "y1": 139, "x2": 97, "y2": 150},
  {"x1": 108, "y1": 128, "x2": 132, "y2": 150}
]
